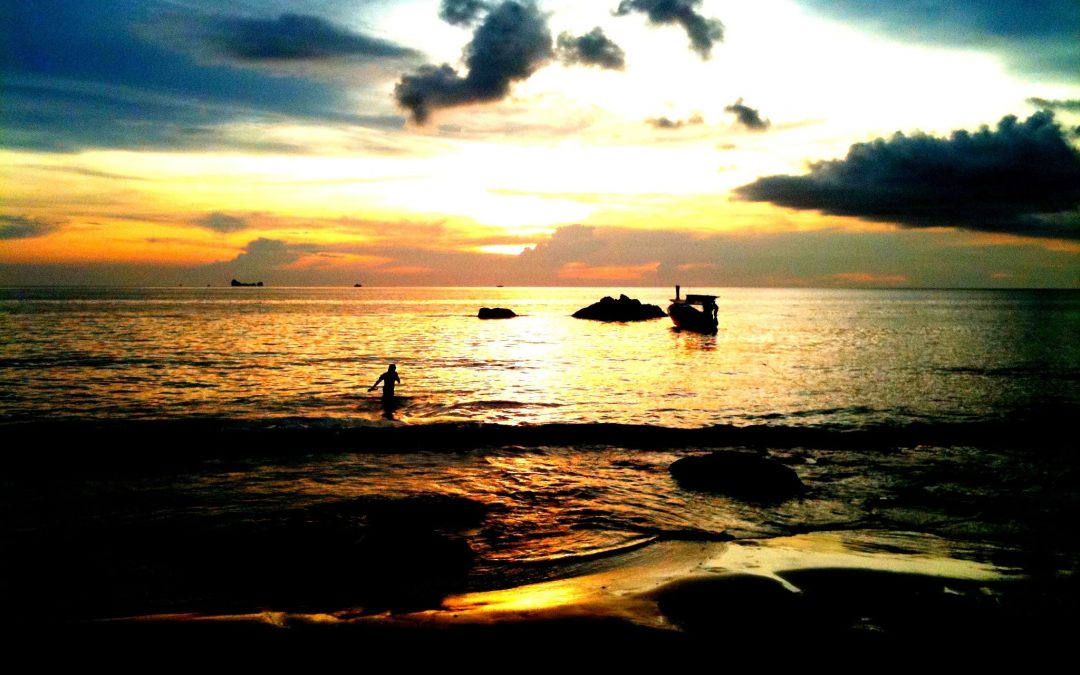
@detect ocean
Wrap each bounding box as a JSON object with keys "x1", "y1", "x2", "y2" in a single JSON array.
[
  {"x1": 2, "y1": 286, "x2": 1079, "y2": 640},
  {"x1": 4, "y1": 286, "x2": 1077, "y2": 425}
]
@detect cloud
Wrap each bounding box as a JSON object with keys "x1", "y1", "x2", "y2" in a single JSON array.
[
  {"x1": 556, "y1": 28, "x2": 626, "y2": 70},
  {"x1": 1027, "y1": 97, "x2": 1080, "y2": 112},
  {"x1": 201, "y1": 237, "x2": 328, "y2": 281},
  {"x1": 792, "y1": 1, "x2": 1079, "y2": 79},
  {"x1": 724, "y1": 98, "x2": 770, "y2": 131},
  {"x1": 228, "y1": 238, "x2": 305, "y2": 269},
  {"x1": 181, "y1": 13, "x2": 419, "y2": 61},
  {"x1": 3, "y1": 222, "x2": 1077, "y2": 287},
  {"x1": 394, "y1": 1, "x2": 553, "y2": 123},
  {"x1": 613, "y1": 0, "x2": 724, "y2": 59},
  {"x1": 0, "y1": 215, "x2": 60, "y2": 239},
  {"x1": 439, "y1": 0, "x2": 492, "y2": 27},
  {"x1": 558, "y1": 261, "x2": 660, "y2": 281},
  {"x1": 197, "y1": 213, "x2": 249, "y2": 233},
  {"x1": 647, "y1": 113, "x2": 703, "y2": 129},
  {"x1": 18, "y1": 165, "x2": 148, "y2": 181},
  {"x1": 735, "y1": 112, "x2": 1080, "y2": 240},
  {"x1": 0, "y1": 2, "x2": 406, "y2": 152},
  {"x1": 381, "y1": 265, "x2": 436, "y2": 275},
  {"x1": 828, "y1": 272, "x2": 909, "y2": 286},
  {"x1": 516, "y1": 224, "x2": 604, "y2": 265}
]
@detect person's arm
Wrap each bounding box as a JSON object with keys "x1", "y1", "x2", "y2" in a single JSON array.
[
  {"x1": 369, "y1": 374, "x2": 385, "y2": 391},
  {"x1": 394, "y1": 373, "x2": 401, "y2": 384}
]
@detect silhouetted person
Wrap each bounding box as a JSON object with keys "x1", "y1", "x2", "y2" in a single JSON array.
[{"x1": 369, "y1": 363, "x2": 401, "y2": 401}]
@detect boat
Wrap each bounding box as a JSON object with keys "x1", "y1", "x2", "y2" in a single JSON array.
[{"x1": 667, "y1": 285, "x2": 718, "y2": 334}]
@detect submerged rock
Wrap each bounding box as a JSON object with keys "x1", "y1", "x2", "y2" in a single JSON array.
[
  {"x1": 572, "y1": 294, "x2": 666, "y2": 322},
  {"x1": 478, "y1": 307, "x2": 517, "y2": 319},
  {"x1": 669, "y1": 451, "x2": 805, "y2": 500},
  {"x1": 348, "y1": 494, "x2": 490, "y2": 529}
]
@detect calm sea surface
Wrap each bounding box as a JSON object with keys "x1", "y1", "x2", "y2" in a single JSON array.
[
  {"x1": 3, "y1": 287, "x2": 1079, "y2": 619},
  {"x1": 2, "y1": 286, "x2": 1077, "y2": 427}
]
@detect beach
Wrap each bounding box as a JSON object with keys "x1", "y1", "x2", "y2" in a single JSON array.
[
  {"x1": 4, "y1": 417, "x2": 1078, "y2": 660},
  {"x1": 2, "y1": 287, "x2": 1078, "y2": 656}
]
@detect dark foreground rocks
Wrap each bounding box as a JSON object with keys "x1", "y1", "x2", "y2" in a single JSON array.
[
  {"x1": 572, "y1": 295, "x2": 666, "y2": 322},
  {"x1": 669, "y1": 451, "x2": 805, "y2": 499},
  {"x1": 478, "y1": 307, "x2": 516, "y2": 319},
  {"x1": 3, "y1": 494, "x2": 488, "y2": 620}
]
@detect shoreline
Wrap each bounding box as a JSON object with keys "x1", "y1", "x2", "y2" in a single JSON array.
[
  {"x1": 55, "y1": 531, "x2": 1078, "y2": 659},
  {"x1": 4, "y1": 415, "x2": 1078, "y2": 660}
]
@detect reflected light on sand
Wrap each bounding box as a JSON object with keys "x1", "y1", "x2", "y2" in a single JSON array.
[
  {"x1": 444, "y1": 582, "x2": 591, "y2": 615},
  {"x1": 704, "y1": 531, "x2": 1008, "y2": 582}
]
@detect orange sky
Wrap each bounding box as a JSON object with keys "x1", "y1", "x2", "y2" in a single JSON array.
[{"x1": 2, "y1": 1, "x2": 1078, "y2": 286}]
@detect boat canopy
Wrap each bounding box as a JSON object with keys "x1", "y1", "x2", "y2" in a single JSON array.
[{"x1": 684, "y1": 294, "x2": 717, "y2": 304}]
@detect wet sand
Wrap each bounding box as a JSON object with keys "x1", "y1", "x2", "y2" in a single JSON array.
[
  {"x1": 65, "y1": 532, "x2": 1077, "y2": 664},
  {"x1": 5, "y1": 419, "x2": 1077, "y2": 663}
]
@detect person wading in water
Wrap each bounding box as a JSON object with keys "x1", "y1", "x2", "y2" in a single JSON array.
[{"x1": 369, "y1": 363, "x2": 401, "y2": 402}]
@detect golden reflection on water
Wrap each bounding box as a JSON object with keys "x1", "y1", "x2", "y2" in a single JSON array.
[{"x1": 4, "y1": 286, "x2": 1071, "y2": 425}]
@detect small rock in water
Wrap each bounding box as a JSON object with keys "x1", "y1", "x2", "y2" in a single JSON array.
[
  {"x1": 669, "y1": 451, "x2": 805, "y2": 500},
  {"x1": 478, "y1": 307, "x2": 517, "y2": 319},
  {"x1": 572, "y1": 294, "x2": 666, "y2": 322}
]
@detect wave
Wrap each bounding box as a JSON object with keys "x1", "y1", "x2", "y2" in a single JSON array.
[
  {"x1": 2, "y1": 411, "x2": 1076, "y2": 471},
  {"x1": 940, "y1": 366, "x2": 1080, "y2": 380},
  {"x1": 0, "y1": 354, "x2": 248, "y2": 370},
  {"x1": 448, "y1": 400, "x2": 564, "y2": 410}
]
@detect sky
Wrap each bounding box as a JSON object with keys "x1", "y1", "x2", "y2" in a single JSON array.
[{"x1": 1, "y1": 0, "x2": 1079, "y2": 287}]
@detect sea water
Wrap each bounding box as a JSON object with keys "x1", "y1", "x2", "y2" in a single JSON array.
[
  {"x1": 2, "y1": 286, "x2": 1077, "y2": 426},
  {"x1": 2, "y1": 287, "x2": 1078, "y2": 619}
]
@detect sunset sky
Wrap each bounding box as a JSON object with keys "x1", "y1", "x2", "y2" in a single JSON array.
[{"x1": 2, "y1": 0, "x2": 1079, "y2": 287}]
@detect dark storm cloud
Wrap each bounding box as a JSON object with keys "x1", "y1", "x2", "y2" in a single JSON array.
[
  {"x1": 0, "y1": 215, "x2": 60, "y2": 240},
  {"x1": 556, "y1": 28, "x2": 626, "y2": 70},
  {"x1": 439, "y1": 0, "x2": 492, "y2": 27},
  {"x1": 1027, "y1": 98, "x2": 1080, "y2": 112},
  {"x1": 395, "y1": 1, "x2": 553, "y2": 123},
  {"x1": 794, "y1": 1, "x2": 1080, "y2": 79},
  {"x1": 724, "y1": 98, "x2": 770, "y2": 131},
  {"x1": 0, "y1": 1, "x2": 403, "y2": 151},
  {"x1": 187, "y1": 13, "x2": 419, "y2": 61},
  {"x1": 613, "y1": 0, "x2": 724, "y2": 59},
  {"x1": 736, "y1": 112, "x2": 1080, "y2": 240},
  {"x1": 646, "y1": 113, "x2": 703, "y2": 129},
  {"x1": 198, "y1": 213, "x2": 249, "y2": 233}
]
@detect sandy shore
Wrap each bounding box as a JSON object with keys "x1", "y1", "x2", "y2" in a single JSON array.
[{"x1": 56, "y1": 530, "x2": 1074, "y2": 664}]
